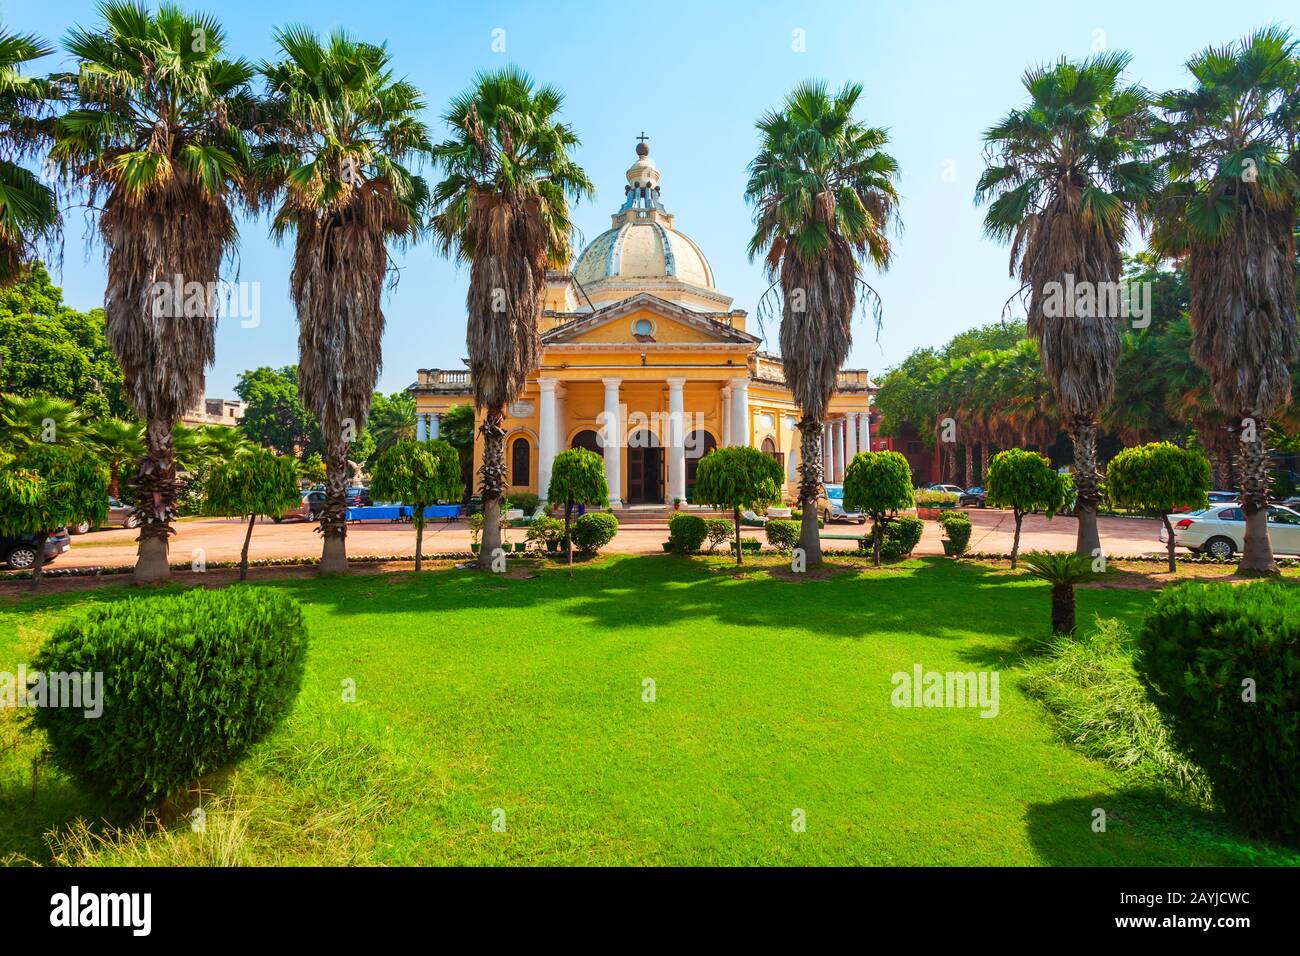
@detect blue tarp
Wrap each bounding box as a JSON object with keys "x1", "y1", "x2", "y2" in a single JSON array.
[
  {"x1": 346, "y1": 506, "x2": 403, "y2": 522},
  {"x1": 396, "y1": 505, "x2": 463, "y2": 519}
]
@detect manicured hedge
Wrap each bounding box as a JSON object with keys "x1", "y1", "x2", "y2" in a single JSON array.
[
  {"x1": 764, "y1": 518, "x2": 800, "y2": 552},
  {"x1": 939, "y1": 511, "x2": 972, "y2": 555},
  {"x1": 667, "y1": 513, "x2": 708, "y2": 553},
  {"x1": 572, "y1": 512, "x2": 618, "y2": 554},
  {"x1": 880, "y1": 515, "x2": 924, "y2": 559},
  {"x1": 1135, "y1": 581, "x2": 1300, "y2": 844},
  {"x1": 31, "y1": 587, "x2": 309, "y2": 804}
]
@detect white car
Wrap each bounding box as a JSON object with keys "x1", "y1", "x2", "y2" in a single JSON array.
[
  {"x1": 928, "y1": 484, "x2": 965, "y2": 496},
  {"x1": 1162, "y1": 503, "x2": 1300, "y2": 560}
]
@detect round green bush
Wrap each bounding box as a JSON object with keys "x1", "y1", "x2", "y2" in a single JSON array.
[
  {"x1": 765, "y1": 518, "x2": 800, "y2": 552},
  {"x1": 704, "y1": 518, "x2": 733, "y2": 551},
  {"x1": 30, "y1": 587, "x2": 309, "y2": 804},
  {"x1": 505, "y1": 492, "x2": 540, "y2": 513},
  {"x1": 1136, "y1": 581, "x2": 1299, "y2": 844},
  {"x1": 939, "y1": 511, "x2": 972, "y2": 555},
  {"x1": 572, "y1": 512, "x2": 619, "y2": 554},
  {"x1": 667, "y1": 513, "x2": 708, "y2": 552},
  {"x1": 879, "y1": 515, "x2": 924, "y2": 559}
]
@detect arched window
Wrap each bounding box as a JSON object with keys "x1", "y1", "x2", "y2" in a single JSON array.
[
  {"x1": 511, "y1": 437, "x2": 530, "y2": 486},
  {"x1": 571, "y1": 430, "x2": 601, "y2": 454},
  {"x1": 761, "y1": 437, "x2": 777, "y2": 454}
]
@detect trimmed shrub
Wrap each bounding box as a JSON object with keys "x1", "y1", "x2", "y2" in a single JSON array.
[
  {"x1": 765, "y1": 518, "x2": 800, "y2": 552},
  {"x1": 939, "y1": 511, "x2": 972, "y2": 555},
  {"x1": 740, "y1": 538, "x2": 761, "y2": 553},
  {"x1": 30, "y1": 587, "x2": 309, "y2": 804},
  {"x1": 1135, "y1": 581, "x2": 1300, "y2": 843},
  {"x1": 526, "y1": 514, "x2": 565, "y2": 551},
  {"x1": 572, "y1": 512, "x2": 618, "y2": 554},
  {"x1": 667, "y1": 513, "x2": 708, "y2": 553},
  {"x1": 914, "y1": 489, "x2": 959, "y2": 507},
  {"x1": 704, "y1": 518, "x2": 733, "y2": 552},
  {"x1": 879, "y1": 515, "x2": 924, "y2": 560}
]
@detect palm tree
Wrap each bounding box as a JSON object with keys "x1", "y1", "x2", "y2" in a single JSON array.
[
  {"x1": 0, "y1": 392, "x2": 85, "y2": 449},
  {"x1": 86, "y1": 416, "x2": 143, "y2": 497},
  {"x1": 430, "y1": 67, "x2": 592, "y2": 569},
  {"x1": 197, "y1": 423, "x2": 253, "y2": 466},
  {"x1": 745, "y1": 80, "x2": 901, "y2": 565},
  {"x1": 1149, "y1": 28, "x2": 1300, "y2": 574},
  {"x1": 977, "y1": 51, "x2": 1160, "y2": 557},
  {"x1": 257, "y1": 27, "x2": 433, "y2": 573},
  {"x1": 49, "y1": 1, "x2": 256, "y2": 582},
  {"x1": 0, "y1": 26, "x2": 59, "y2": 285}
]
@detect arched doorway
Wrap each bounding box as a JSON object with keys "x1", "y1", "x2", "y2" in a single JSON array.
[
  {"x1": 626, "y1": 429, "x2": 663, "y2": 504},
  {"x1": 510, "y1": 436, "x2": 531, "y2": 487},
  {"x1": 571, "y1": 429, "x2": 601, "y2": 454},
  {"x1": 685, "y1": 430, "x2": 717, "y2": 502}
]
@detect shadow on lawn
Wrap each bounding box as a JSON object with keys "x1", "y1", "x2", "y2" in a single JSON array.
[{"x1": 1025, "y1": 788, "x2": 1299, "y2": 866}]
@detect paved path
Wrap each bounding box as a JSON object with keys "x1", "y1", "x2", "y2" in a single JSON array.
[{"x1": 45, "y1": 509, "x2": 1166, "y2": 570}]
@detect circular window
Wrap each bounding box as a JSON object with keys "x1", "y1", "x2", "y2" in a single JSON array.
[{"x1": 633, "y1": 318, "x2": 654, "y2": 336}]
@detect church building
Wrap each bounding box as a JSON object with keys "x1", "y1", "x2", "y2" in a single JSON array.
[{"x1": 409, "y1": 140, "x2": 876, "y2": 507}]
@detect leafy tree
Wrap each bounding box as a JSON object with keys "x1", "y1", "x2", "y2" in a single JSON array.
[
  {"x1": 0, "y1": 264, "x2": 128, "y2": 417},
  {"x1": 203, "y1": 448, "x2": 300, "y2": 581},
  {"x1": 258, "y1": 27, "x2": 433, "y2": 575},
  {"x1": 86, "y1": 417, "x2": 143, "y2": 498},
  {"x1": 439, "y1": 403, "x2": 475, "y2": 498},
  {"x1": 0, "y1": 392, "x2": 84, "y2": 449},
  {"x1": 367, "y1": 391, "x2": 416, "y2": 463},
  {"x1": 692, "y1": 446, "x2": 783, "y2": 565},
  {"x1": 235, "y1": 366, "x2": 322, "y2": 458},
  {"x1": 369, "y1": 439, "x2": 461, "y2": 571},
  {"x1": 977, "y1": 51, "x2": 1160, "y2": 558},
  {"x1": 985, "y1": 448, "x2": 1069, "y2": 568},
  {"x1": 0, "y1": 27, "x2": 59, "y2": 285},
  {"x1": 1106, "y1": 442, "x2": 1210, "y2": 572},
  {"x1": 49, "y1": 2, "x2": 257, "y2": 583},
  {"x1": 842, "y1": 450, "x2": 914, "y2": 566},
  {"x1": 431, "y1": 67, "x2": 593, "y2": 569},
  {"x1": 545, "y1": 447, "x2": 609, "y2": 565},
  {"x1": 0, "y1": 442, "x2": 108, "y2": 588},
  {"x1": 745, "y1": 80, "x2": 901, "y2": 566},
  {"x1": 1149, "y1": 28, "x2": 1300, "y2": 575},
  {"x1": 1020, "y1": 551, "x2": 1096, "y2": 634},
  {"x1": 298, "y1": 452, "x2": 325, "y2": 485}
]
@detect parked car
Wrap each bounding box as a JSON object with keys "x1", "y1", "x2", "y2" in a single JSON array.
[
  {"x1": 1162, "y1": 503, "x2": 1300, "y2": 559},
  {"x1": 68, "y1": 495, "x2": 138, "y2": 534},
  {"x1": 958, "y1": 486, "x2": 987, "y2": 508},
  {"x1": 274, "y1": 490, "x2": 327, "y2": 523},
  {"x1": 2, "y1": 530, "x2": 71, "y2": 570},
  {"x1": 816, "y1": 483, "x2": 867, "y2": 524},
  {"x1": 346, "y1": 486, "x2": 373, "y2": 507},
  {"x1": 928, "y1": 483, "x2": 965, "y2": 496}
]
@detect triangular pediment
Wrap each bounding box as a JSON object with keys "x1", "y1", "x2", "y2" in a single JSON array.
[{"x1": 542, "y1": 293, "x2": 758, "y2": 346}]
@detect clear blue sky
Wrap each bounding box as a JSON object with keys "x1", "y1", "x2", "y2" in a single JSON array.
[{"x1": 9, "y1": 0, "x2": 1295, "y2": 398}]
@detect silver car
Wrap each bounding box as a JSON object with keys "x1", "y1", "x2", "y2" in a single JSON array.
[
  {"x1": 816, "y1": 483, "x2": 867, "y2": 524},
  {"x1": 1163, "y1": 503, "x2": 1300, "y2": 559}
]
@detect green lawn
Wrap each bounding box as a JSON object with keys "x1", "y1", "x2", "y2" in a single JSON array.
[{"x1": 1, "y1": 555, "x2": 1294, "y2": 866}]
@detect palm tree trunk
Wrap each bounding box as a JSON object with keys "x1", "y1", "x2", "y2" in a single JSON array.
[
  {"x1": 963, "y1": 443, "x2": 973, "y2": 489},
  {"x1": 478, "y1": 408, "x2": 506, "y2": 570},
  {"x1": 979, "y1": 442, "x2": 989, "y2": 484},
  {"x1": 1068, "y1": 415, "x2": 1101, "y2": 558},
  {"x1": 1236, "y1": 422, "x2": 1277, "y2": 576},
  {"x1": 240, "y1": 513, "x2": 255, "y2": 581},
  {"x1": 796, "y1": 419, "x2": 823, "y2": 566},
  {"x1": 319, "y1": 437, "x2": 349, "y2": 574},
  {"x1": 134, "y1": 415, "x2": 174, "y2": 584},
  {"x1": 414, "y1": 518, "x2": 424, "y2": 572},
  {"x1": 1050, "y1": 583, "x2": 1075, "y2": 635}
]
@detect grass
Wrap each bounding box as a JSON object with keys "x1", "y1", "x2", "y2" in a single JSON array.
[{"x1": 1, "y1": 554, "x2": 1296, "y2": 866}]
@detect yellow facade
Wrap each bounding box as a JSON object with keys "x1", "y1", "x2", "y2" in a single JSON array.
[{"x1": 409, "y1": 141, "x2": 874, "y2": 507}]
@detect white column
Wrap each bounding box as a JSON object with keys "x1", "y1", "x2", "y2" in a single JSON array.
[
  {"x1": 537, "y1": 378, "x2": 558, "y2": 503},
  {"x1": 429, "y1": 412, "x2": 441, "y2": 440},
  {"x1": 846, "y1": 412, "x2": 859, "y2": 461},
  {"x1": 731, "y1": 378, "x2": 749, "y2": 446},
  {"x1": 823, "y1": 423, "x2": 833, "y2": 480},
  {"x1": 601, "y1": 377, "x2": 623, "y2": 507},
  {"x1": 837, "y1": 420, "x2": 848, "y2": 480},
  {"x1": 416, "y1": 413, "x2": 427, "y2": 442},
  {"x1": 720, "y1": 386, "x2": 733, "y2": 448},
  {"x1": 858, "y1": 408, "x2": 871, "y2": 452},
  {"x1": 667, "y1": 377, "x2": 687, "y2": 503}
]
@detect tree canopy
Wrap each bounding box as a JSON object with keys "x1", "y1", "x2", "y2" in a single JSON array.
[
  {"x1": 842, "y1": 450, "x2": 915, "y2": 565},
  {"x1": 692, "y1": 446, "x2": 783, "y2": 564}
]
